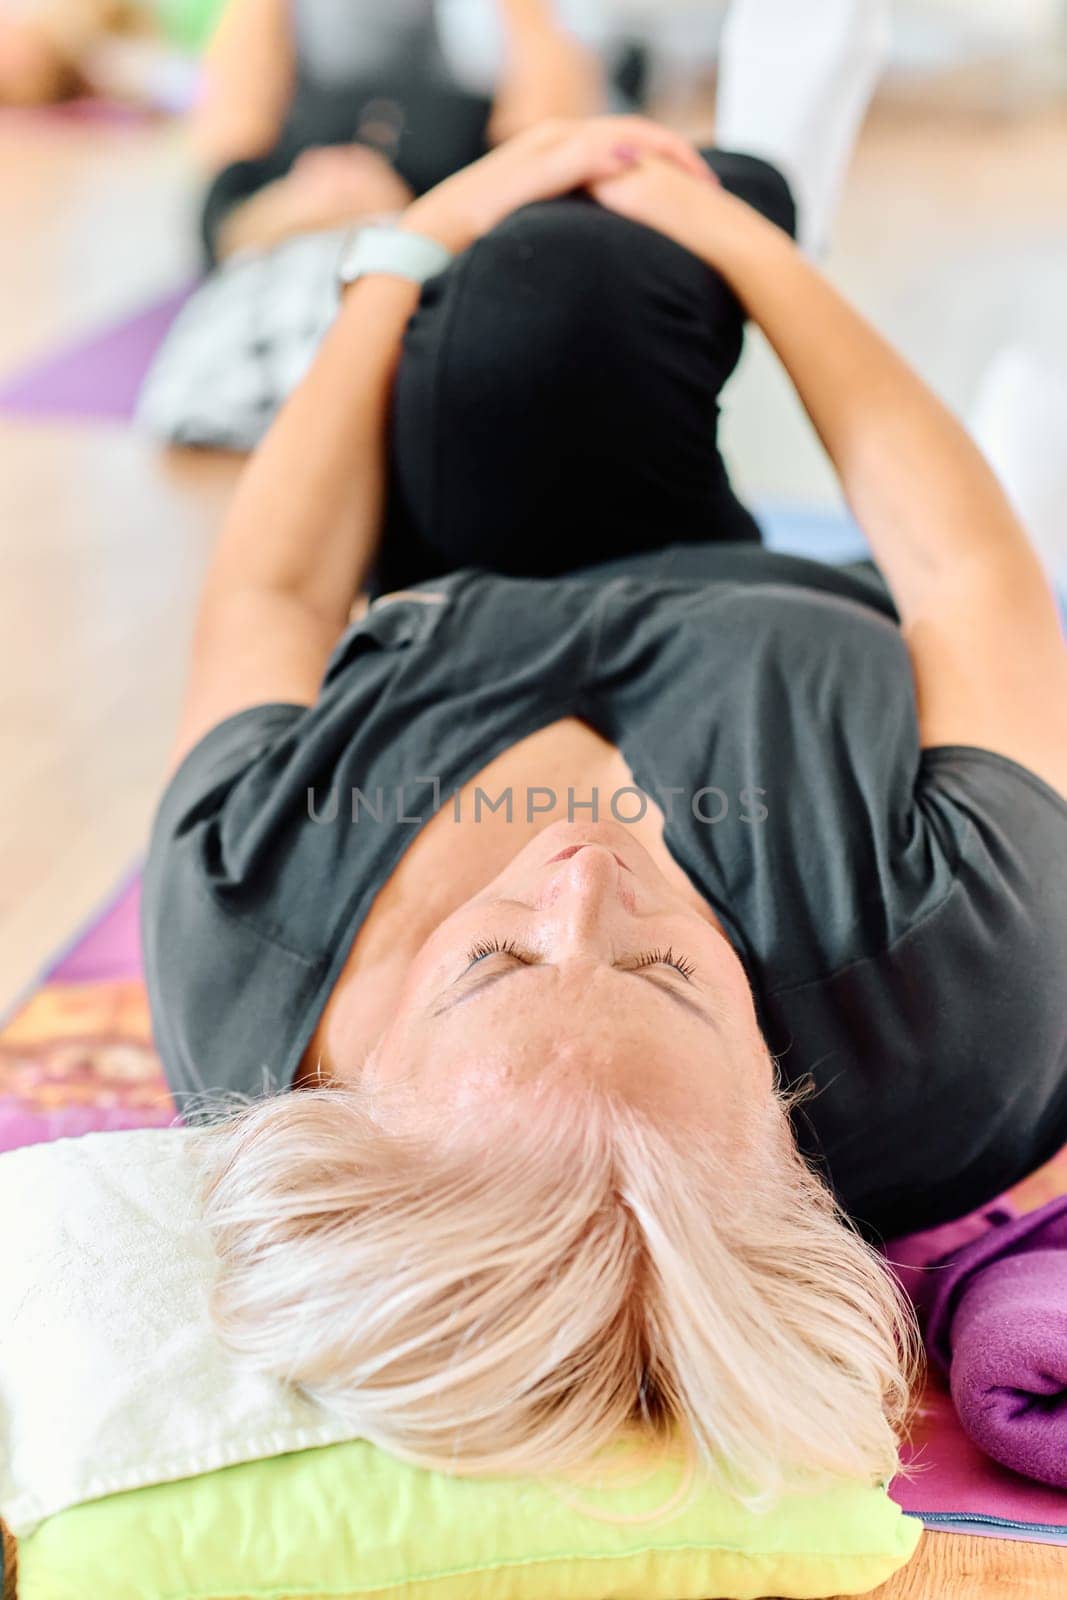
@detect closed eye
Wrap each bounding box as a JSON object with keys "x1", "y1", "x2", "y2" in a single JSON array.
[
  {"x1": 433, "y1": 939, "x2": 711, "y2": 1027},
  {"x1": 464, "y1": 937, "x2": 696, "y2": 983}
]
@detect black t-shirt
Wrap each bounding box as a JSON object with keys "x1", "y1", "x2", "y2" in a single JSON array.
[{"x1": 142, "y1": 544, "x2": 1067, "y2": 1239}]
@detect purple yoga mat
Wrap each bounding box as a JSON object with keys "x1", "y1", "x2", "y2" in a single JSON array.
[
  {"x1": 47, "y1": 869, "x2": 143, "y2": 985},
  {"x1": 0, "y1": 285, "x2": 194, "y2": 422}
]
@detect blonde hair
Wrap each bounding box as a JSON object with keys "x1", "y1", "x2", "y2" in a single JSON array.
[{"x1": 199, "y1": 1077, "x2": 918, "y2": 1507}]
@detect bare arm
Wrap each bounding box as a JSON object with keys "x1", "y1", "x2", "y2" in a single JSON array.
[
  {"x1": 168, "y1": 273, "x2": 420, "y2": 771},
  {"x1": 192, "y1": 0, "x2": 294, "y2": 168},
  {"x1": 594, "y1": 163, "x2": 1067, "y2": 797},
  {"x1": 490, "y1": 0, "x2": 605, "y2": 142}
]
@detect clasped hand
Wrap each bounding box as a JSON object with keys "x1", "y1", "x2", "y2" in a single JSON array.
[{"x1": 400, "y1": 114, "x2": 722, "y2": 255}]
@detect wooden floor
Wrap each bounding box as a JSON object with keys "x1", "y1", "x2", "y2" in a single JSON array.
[{"x1": 0, "y1": 104, "x2": 1065, "y2": 1600}]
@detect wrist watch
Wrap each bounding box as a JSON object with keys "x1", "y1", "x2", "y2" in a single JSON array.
[{"x1": 337, "y1": 225, "x2": 454, "y2": 294}]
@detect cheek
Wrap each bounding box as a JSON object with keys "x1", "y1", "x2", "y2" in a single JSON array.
[{"x1": 705, "y1": 933, "x2": 757, "y2": 1004}]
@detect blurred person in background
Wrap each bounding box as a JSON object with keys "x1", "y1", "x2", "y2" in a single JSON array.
[
  {"x1": 140, "y1": 0, "x2": 885, "y2": 453},
  {"x1": 0, "y1": 0, "x2": 208, "y2": 107},
  {"x1": 194, "y1": 0, "x2": 607, "y2": 265},
  {"x1": 141, "y1": 0, "x2": 615, "y2": 445}
]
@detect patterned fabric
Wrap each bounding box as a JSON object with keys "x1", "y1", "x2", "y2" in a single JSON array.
[
  {"x1": 0, "y1": 876, "x2": 173, "y2": 1151},
  {"x1": 137, "y1": 229, "x2": 345, "y2": 452},
  {"x1": 0, "y1": 978, "x2": 173, "y2": 1150}
]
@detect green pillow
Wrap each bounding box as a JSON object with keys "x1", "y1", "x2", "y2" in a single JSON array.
[
  {"x1": 16, "y1": 1438, "x2": 920, "y2": 1600},
  {"x1": 150, "y1": 0, "x2": 227, "y2": 52}
]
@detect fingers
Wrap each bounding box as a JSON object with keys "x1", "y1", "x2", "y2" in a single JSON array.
[
  {"x1": 607, "y1": 116, "x2": 712, "y2": 181},
  {"x1": 587, "y1": 156, "x2": 723, "y2": 255},
  {"x1": 503, "y1": 113, "x2": 711, "y2": 189},
  {"x1": 556, "y1": 115, "x2": 716, "y2": 195},
  {"x1": 404, "y1": 113, "x2": 711, "y2": 252}
]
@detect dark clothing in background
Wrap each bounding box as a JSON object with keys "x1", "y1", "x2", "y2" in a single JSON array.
[{"x1": 200, "y1": 74, "x2": 492, "y2": 266}]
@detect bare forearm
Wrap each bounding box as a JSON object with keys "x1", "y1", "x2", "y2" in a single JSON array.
[
  {"x1": 490, "y1": 0, "x2": 604, "y2": 141},
  {"x1": 685, "y1": 195, "x2": 1049, "y2": 626},
  {"x1": 498, "y1": 0, "x2": 588, "y2": 44},
  {"x1": 203, "y1": 276, "x2": 419, "y2": 629},
  {"x1": 193, "y1": 0, "x2": 293, "y2": 167}
]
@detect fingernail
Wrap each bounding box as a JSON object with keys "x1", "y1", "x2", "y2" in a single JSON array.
[{"x1": 613, "y1": 142, "x2": 640, "y2": 164}]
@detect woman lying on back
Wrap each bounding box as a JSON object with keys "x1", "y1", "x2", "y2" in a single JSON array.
[{"x1": 143, "y1": 72, "x2": 1067, "y2": 1504}]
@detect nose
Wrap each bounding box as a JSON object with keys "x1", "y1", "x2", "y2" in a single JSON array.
[{"x1": 539, "y1": 844, "x2": 635, "y2": 933}]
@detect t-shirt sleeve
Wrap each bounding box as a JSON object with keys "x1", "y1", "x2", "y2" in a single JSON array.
[
  {"x1": 141, "y1": 599, "x2": 451, "y2": 1105},
  {"x1": 916, "y1": 746, "x2": 1067, "y2": 1053},
  {"x1": 151, "y1": 705, "x2": 308, "y2": 840},
  {"x1": 141, "y1": 704, "x2": 316, "y2": 1106},
  {"x1": 774, "y1": 745, "x2": 1067, "y2": 1238},
  {"x1": 912, "y1": 748, "x2": 1067, "y2": 1216}
]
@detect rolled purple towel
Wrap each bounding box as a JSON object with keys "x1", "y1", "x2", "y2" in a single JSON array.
[
  {"x1": 921, "y1": 1195, "x2": 1067, "y2": 1490},
  {"x1": 949, "y1": 1251, "x2": 1067, "y2": 1488}
]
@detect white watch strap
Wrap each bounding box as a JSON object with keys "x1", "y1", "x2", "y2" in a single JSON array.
[{"x1": 337, "y1": 225, "x2": 454, "y2": 290}]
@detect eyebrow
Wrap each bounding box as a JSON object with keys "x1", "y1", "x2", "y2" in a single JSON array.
[{"x1": 428, "y1": 964, "x2": 716, "y2": 1025}]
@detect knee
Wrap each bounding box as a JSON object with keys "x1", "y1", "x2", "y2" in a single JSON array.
[
  {"x1": 705, "y1": 149, "x2": 797, "y2": 239},
  {"x1": 394, "y1": 199, "x2": 648, "y2": 451},
  {"x1": 394, "y1": 198, "x2": 705, "y2": 459},
  {"x1": 401, "y1": 194, "x2": 733, "y2": 411},
  {"x1": 388, "y1": 194, "x2": 743, "y2": 568},
  {"x1": 468, "y1": 195, "x2": 715, "y2": 339}
]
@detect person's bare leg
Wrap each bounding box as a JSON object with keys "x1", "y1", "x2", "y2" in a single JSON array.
[
  {"x1": 489, "y1": 0, "x2": 605, "y2": 143},
  {"x1": 215, "y1": 147, "x2": 415, "y2": 262}
]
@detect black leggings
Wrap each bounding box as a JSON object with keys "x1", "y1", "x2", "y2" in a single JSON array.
[{"x1": 374, "y1": 150, "x2": 796, "y2": 595}]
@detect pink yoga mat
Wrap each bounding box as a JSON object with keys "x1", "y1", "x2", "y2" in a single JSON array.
[
  {"x1": 0, "y1": 285, "x2": 193, "y2": 423},
  {"x1": 0, "y1": 98, "x2": 153, "y2": 130},
  {"x1": 1, "y1": 865, "x2": 1065, "y2": 1547},
  {"x1": 48, "y1": 867, "x2": 143, "y2": 984}
]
